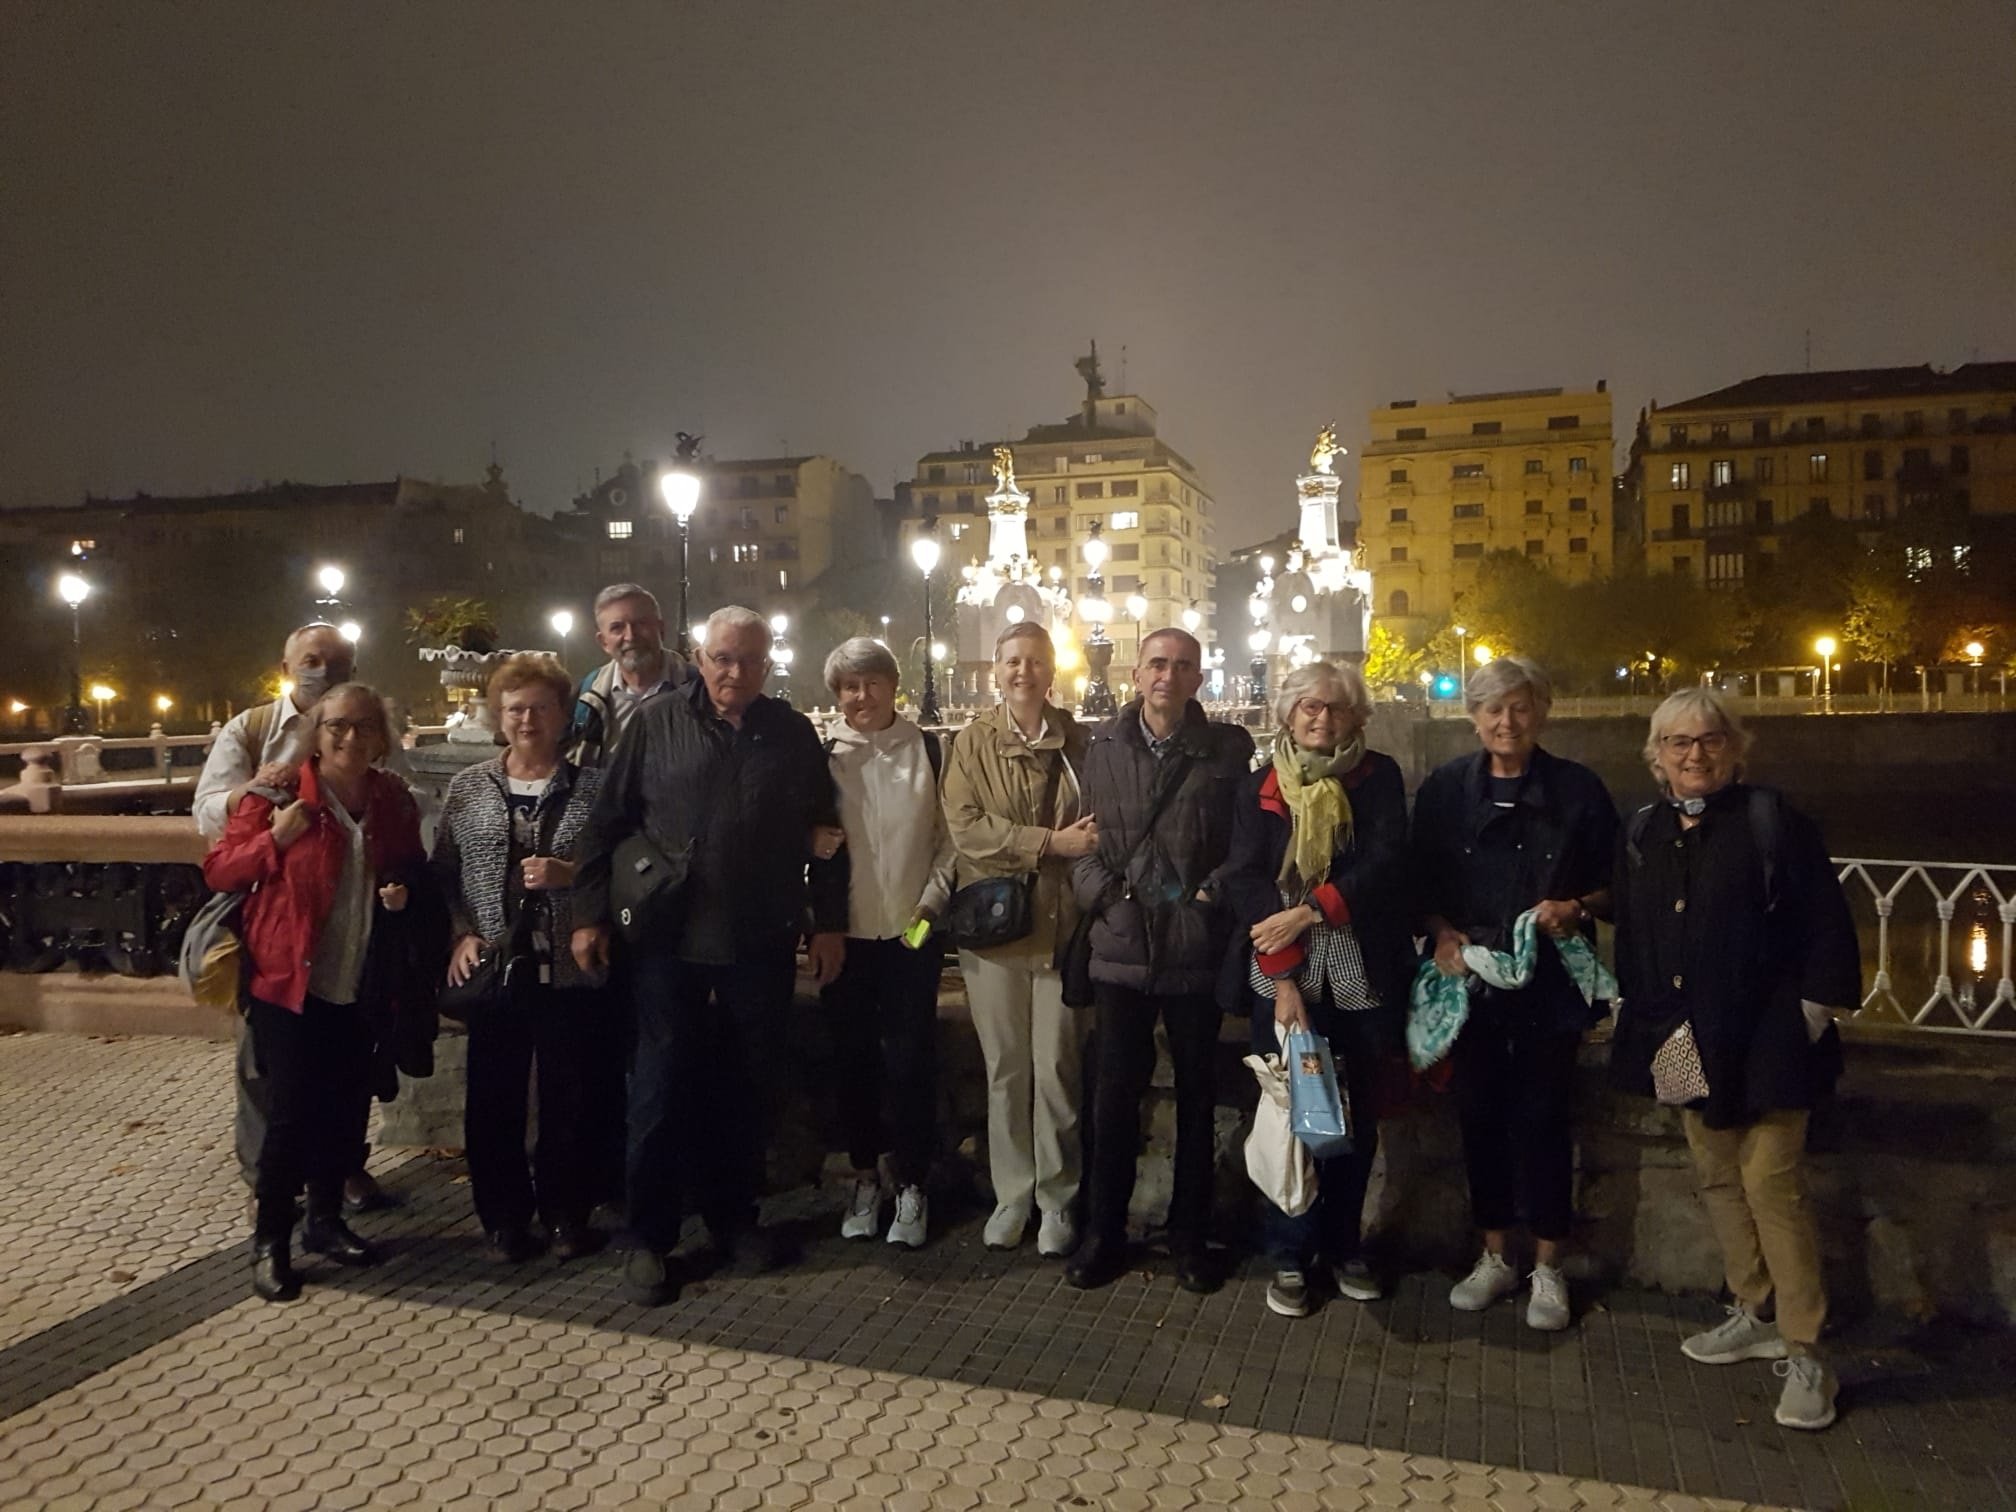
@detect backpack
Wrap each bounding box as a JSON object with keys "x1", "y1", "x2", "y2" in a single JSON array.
[
  {"x1": 179, "y1": 780, "x2": 293, "y2": 1011},
  {"x1": 1625, "y1": 786, "x2": 1783, "y2": 913}
]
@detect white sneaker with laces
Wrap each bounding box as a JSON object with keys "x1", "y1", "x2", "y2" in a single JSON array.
[
  {"x1": 1773, "y1": 1354, "x2": 1839, "y2": 1430},
  {"x1": 983, "y1": 1202, "x2": 1031, "y2": 1250},
  {"x1": 1525, "y1": 1263, "x2": 1571, "y2": 1331},
  {"x1": 1448, "y1": 1250, "x2": 1519, "y2": 1312},
  {"x1": 839, "y1": 1175, "x2": 882, "y2": 1240},
  {"x1": 1682, "y1": 1304, "x2": 1788, "y2": 1365},
  {"x1": 1036, "y1": 1208, "x2": 1077, "y2": 1258},
  {"x1": 886, "y1": 1185, "x2": 928, "y2": 1249}
]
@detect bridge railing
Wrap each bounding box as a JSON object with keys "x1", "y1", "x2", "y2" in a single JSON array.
[{"x1": 1836, "y1": 858, "x2": 2016, "y2": 1035}]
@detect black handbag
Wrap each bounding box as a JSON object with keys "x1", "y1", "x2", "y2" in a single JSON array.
[
  {"x1": 1055, "y1": 752, "x2": 1195, "y2": 1008},
  {"x1": 948, "y1": 754, "x2": 1063, "y2": 952},
  {"x1": 608, "y1": 729, "x2": 739, "y2": 946}
]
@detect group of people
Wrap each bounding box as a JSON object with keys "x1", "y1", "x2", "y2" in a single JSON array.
[{"x1": 191, "y1": 580, "x2": 1861, "y2": 1435}]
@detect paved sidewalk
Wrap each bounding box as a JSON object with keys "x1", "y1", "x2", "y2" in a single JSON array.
[{"x1": 2, "y1": 1030, "x2": 2010, "y2": 1510}]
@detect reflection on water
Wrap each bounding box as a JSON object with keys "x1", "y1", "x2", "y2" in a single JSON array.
[
  {"x1": 1842, "y1": 871, "x2": 2008, "y2": 1029},
  {"x1": 1970, "y1": 923, "x2": 1990, "y2": 977}
]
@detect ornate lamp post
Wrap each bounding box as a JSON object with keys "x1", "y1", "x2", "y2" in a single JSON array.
[
  {"x1": 315, "y1": 564, "x2": 347, "y2": 617},
  {"x1": 1248, "y1": 629, "x2": 1271, "y2": 707},
  {"x1": 1815, "y1": 634, "x2": 1837, "y2": 713},
  {"x1": 1965, "y1": 639, "x2": 1985, "y2": 697},
  {"x1": 57, "y1": 571, "x2": 90, "y2": 733},
  {"x1": 1079, "y1": 521, "x2": 1117, "y2": 717},
  {"x1": 658, "y1": 467, "x2": 703, "y2": 656},
  {"x1": 911, "y1": 523, "x2": 943, "y2": 725},
  {"x1": 770, "y1": 613, "x2": 793, "y2": 705}
]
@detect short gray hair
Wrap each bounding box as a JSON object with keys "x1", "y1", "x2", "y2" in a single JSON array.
[
  {"x1": 1273, "y1": 660, "x2": 1371, "y2": 731},
  {"x1": 1644, "y1": 687, "x2": 1751, "y2": 786},
  {"x1": 1466, "y1": 654, "x2": 1553, "y2": 715},
  {"x1": 994, "y1": 621, "x2": 1053, "y2": 658},
  {"x1": 593, "y1": 582, "x2": 661, "y2": 620},
  {"x1": 705, "y1": 604, "x2": 771, "y2": 650},
  {"x1": 307, "y1": 682, "x2": 392, "y2": 760},
  {"x1": 824, "y1": 635, "x2": 900, "y2": 694}
]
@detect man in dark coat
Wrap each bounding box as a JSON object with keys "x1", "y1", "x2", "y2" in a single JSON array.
[
  {"x1": 1065, "y1": 628, "x2": 1254, "y2": 1292},
  {"x1": 1609, "y1": 689, "x2": 1859, "y2": 1432},
  {"x1": 572, "y1": 606, "x2": 847, "y2": 1305}
]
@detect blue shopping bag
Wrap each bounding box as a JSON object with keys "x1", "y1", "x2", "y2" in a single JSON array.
[{"x1": 1284, "y1": 1026, "x2": 1353, "y2": 1160}]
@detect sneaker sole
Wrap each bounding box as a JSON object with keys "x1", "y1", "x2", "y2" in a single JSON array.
[
  {"x1": 840, "y1": 1222, "x2": 879, "y2": 1240},
  {"x1": 1265, "y1": 1292, "x2": 1310, "y2": 1319},
  {"x1": 1774, "y1": 1401, "x2": 1838, "y2": 1431},
  {"x1": 1525, "y1": 1308, "x2": 1572, "y2": 1332},
  {"x1": 1449, "y1": 1288, "x2": 1516, "y2": 1312},
  {"x1": 1684, "y1": 1337, "x2": 1790, "y2": 1366},
  {"x1": 1334, "y1": 1280, "x2": 1383, "y2": 1302}
]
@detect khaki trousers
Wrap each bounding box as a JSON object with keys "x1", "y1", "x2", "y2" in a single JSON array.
[
  {"x1": 959, "y1": 950, "x2": 1087, "y2": 1216},
  {"x1": 1681, "y1": 1108, "x2": 1827, "y2": 1350}
]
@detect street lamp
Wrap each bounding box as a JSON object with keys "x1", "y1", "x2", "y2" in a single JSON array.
[
  {"x1": 57, "y1": 571, "x2": 90, "y2": 733},
  {"x1": 550, "y1": 609, "x2": 574, "y2": 662},
  {"x1": 769, "y1": 613, "x2": 792, "y2": 705},
  {"x1": 337, "y1": 620, "x2": 362, "y2": 645},
  {"x1": 879, "y1": 614, "x2": 891, "y2": 646},
  {"x1": 1473, "y1": 643, "x2": 1493, "y2": 666},
  {"x1": 1249, "y1": 628, "x2": 1272, "y2": 707},
  {"x1": 154, "y1": 694, "x2": 173, "y2": 715},
  {"x1": 1815, "y1": 634, "x2": 1838, "y2": 713},
  {"x1": 911, "y1": 523, "x2": 943, "y2": 725},
  {"x1": 1965, "y1": 639, "x2": 1986, "y2": 697},
  {"x1": 1079, "y1": 521, "x2": 1117, "y2": 717},
  {"x1": 659, "y1": 467, "x2": 703, "y2": 656},
  {"x1": 314, "y1": 564, "x2": 347, "y2": 617},
  {"x1": 1453, "y1": 623, "x2": 1469, "y2": 694},
  {"x1": 89, "y1": 682, "x2": 116, "y2": 730},
  {"x1": 1181, "y1": 602, "x2": 1202, "y2": 635}
]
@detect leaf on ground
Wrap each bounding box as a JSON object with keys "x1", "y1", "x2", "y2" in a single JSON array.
[
  {"x1": 1201, "y1": 1393, "x2": 1230, "y2": 1409},
  {"x1": 108, "y1": 1270, "x2": 136, "y2": 1283},
  {"x1": 449, "y1": 1174, "x2": 471, "y2": 1185}
]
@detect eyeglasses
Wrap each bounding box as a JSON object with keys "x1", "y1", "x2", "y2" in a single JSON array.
[
  {"x1": 706, "y1": 650, "x2": 768, "y2": 672},
  {"x1": 1658, "y1": 732, "x2": 1729, "y2": 755},
  {"x1": 1293, "y1": 698, "x2": 1354, "y2": 721},
  {"x1": 321, "y1": 718, "x2": 382, "y2": 742}
]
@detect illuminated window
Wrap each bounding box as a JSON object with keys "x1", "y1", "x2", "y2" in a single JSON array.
[
  {"x1": 1452, "y1": 462, "x2": 1485, "y2": 479},
  {"x1": 1710, "y1": 459, "x2": 1735, "y2": 486},
  {"x1": 1108, "y1": 510, "x2": 1140, "y2": 529},
  {"x1": 453, "y1": 527, "x2": 465, "y2": 544},
  {"x1": 1669, "y1": 462, "x2": 1691, "y2": 488},
  {"x1": 1808, "y1": 453, "x2": 1829, "y2": 481},
  {"x1": 607, "y1": 520, "x2": 633, "y2": 540}
]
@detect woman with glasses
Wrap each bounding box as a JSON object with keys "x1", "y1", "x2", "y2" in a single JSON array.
[
  {"x1": 1410, "y1": 655, "x2": 1617, "y2": 1331},
  {"x1": 201, "y1": 684, "x2": 434, "y2": 1302},
  {"x1": 1609, "y1": 689, "x2": 1857, "y2": 1431},
  {"x1": 1220, "y1": 661, "x2": 1414, "y2": 1319}
]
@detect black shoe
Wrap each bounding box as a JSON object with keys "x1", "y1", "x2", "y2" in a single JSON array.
[
  {"x1": 1065, "y1": 1236, "x2": 1127, "y2": 1291},
  {"x1": 487, "y1": 1225, "x2": 541, "y2": 1264},
  {"x1": 342, "y1": 1173, "x2": 398, "y2": 1214},
  {"x1": 302, "y1": 1214, "x2": 378, "y2": 1267},
  {"x1": 1173, "y1": 1244, "x2": 1219, "y2": 1295},
  {"x1": 251, "y1": 1237, "x2": 301, "y2": 1302},
  {"x1": 548, "y1": 1224, "x2": 604, "y2": 1262},
  {"x1": 622, "y1": 1247, "x2": 680, "y2": 1306}
]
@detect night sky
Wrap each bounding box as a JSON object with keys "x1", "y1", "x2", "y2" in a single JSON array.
[{"x1": 5, "y1": 0, "x2": 2013, "y2": 546}]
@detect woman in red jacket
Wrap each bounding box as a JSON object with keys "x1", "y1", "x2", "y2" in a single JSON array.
[{"x1": 202, "y1": 683, "x2": 427, "y2": 1301}]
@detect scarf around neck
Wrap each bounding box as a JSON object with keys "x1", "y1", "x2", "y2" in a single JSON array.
[{"x1": 1272, "y1": 734, "x2": 1364, "y2": 893}]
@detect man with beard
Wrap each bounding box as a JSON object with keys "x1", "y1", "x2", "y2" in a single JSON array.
[{"x1": 570, "y1": 584, "x2": 689, "y2": 768}]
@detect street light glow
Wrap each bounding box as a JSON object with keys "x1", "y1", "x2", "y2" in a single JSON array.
[
  {"x1": 1964, "y1": 640, "x2": 1985, "y2": 660},
  {"x1": 57, "y1": 573, "x2": 90, "y2": 606},
  {"x1": 1290, "y1": 594, "x2": 1309, "y2": 613},
  {"x1": 1474, "y1": 643, "x2": 1493, "y2": 665},
  {"x1": 8, "y1": 700, "x2": 27, "y2": 715},
  {"x1": 1004, "y1": 603, "x2": 1025, "y2": 623},
  {"x1": 930, "y1": 641, "x2": 946, "y2": 662},
  {"x1": 550, "y1": 610, "x2": 574, "y2": 638},
  {"x1": 1125, "y1": 594, "x2": 1148, "y2": 621},
  {"x1": 338, "y1": 620, "x2": 361, "y2": 643},
  {"x1": 1249, "y1": 629, "x2": 1271, "y2": 652},
  {"x1": 88, "y1": 683, "x2": 116, "y2": 703},
  {"x1": 1081, "y1": 534, "x2": 1108, "y2": 571},
  {"x1": 154, "y1": 694, "x2": 173, "y2": 713},
  {"x1": 1814, "y1": 635, "x2": 1837, "y2": 659},
  {"x1": 316, "y1": 565, "x2": 346, "y2": 598},
  {"x1": 769, "y1": 613, "x2": 789, "y2": 636},
  {"x1": 910, "y1": 533, "x2": 941, "y2": 576},
  {"x1": 1181, "y1": 605, "x2": 1202, "y2": 633},
  {"x1": 689, "y1": 623, "x2": 708, "y2": 649},
  {"x1": 658, "y1": 468, "x2": 703, "y2": 524}
]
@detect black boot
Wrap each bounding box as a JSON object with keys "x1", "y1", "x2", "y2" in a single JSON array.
[
  {"x1": 252, "y1": 1236, "x2": 301, "y2": 1302},
  {"x1": 1065, "y1": 1234, "x2": 1128, "y2": 1291},
  {"x1": 302, "y1": 1210, "x2": 378, "y2": 1266}
]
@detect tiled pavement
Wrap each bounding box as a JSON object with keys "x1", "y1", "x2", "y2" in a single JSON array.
[{"x1": 2, "y1": 1032, "x2": 2011, "y2": 1510}]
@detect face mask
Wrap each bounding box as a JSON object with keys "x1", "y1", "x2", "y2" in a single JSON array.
[{"x1": 291, "y1": 666, "x2": 335, "y2": 703}]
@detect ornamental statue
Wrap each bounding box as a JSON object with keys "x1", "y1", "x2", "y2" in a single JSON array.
[
  {"x1": 1309, "y1": 422, "x2": 1343, "y2": 476},
  {"x1": 991, "y1": 445, "x2": 1019, "y2": 496}
]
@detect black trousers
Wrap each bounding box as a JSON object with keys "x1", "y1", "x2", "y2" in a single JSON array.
[
  {"x1": 246, "y1": 995, "x2": 374, "y2": 1239},
  {"x1": 234, "y1": 1023, "x2": 369, "y2": 1189},
  {"x1": 1087, "y1": 983, "x2": 1221, "y2": 1248},
  {"x1": 1449, "y1": 1008, "x2": 1581, "y2": 1242},
  {"x1": 626, "y1": 947, "x2": 796, "y2": 1254},
  {"x1": 1253, "y1": 1005, "x2": 1383, "y2": 1267},
  {"x1": 465, "y1": 982, "x2": 602, "y2": 1234},
  {"x1": 821, "y1": 935, "x2": 944, "y2": 1188},
  {"x1": 582, "y1": 957, "x2": 630, "y2": 1211}
]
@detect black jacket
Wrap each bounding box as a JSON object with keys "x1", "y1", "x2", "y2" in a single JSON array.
[
  {"x1": 1217, "y1": 750, "x2": 1414, "y2": 1039},
  {"x1": 1608, "y1": 783, "x2": 1859, "y2": 1128},
  {"x1": 1070, "y1": 700, "x2": 1255, "y2": 995},
  {"x1": 1410, "y1": 745, "x2": 1619, "y2": 1033},
  {"x1": 573, "y1": 678, "x2": 846, "y2": 962}
]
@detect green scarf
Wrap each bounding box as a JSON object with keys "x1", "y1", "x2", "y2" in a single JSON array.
[{"x1": 1272, "y1": 734, "x2": 1364, "y2": 894}]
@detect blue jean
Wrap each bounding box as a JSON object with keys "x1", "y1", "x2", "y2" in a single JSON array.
[
  {"x1": 1253, "y1": 1003, "x2": 1383, "y2": 1268},
  {"x1": 625, "y1": 946, "x2": 796, "y2": 1253}
]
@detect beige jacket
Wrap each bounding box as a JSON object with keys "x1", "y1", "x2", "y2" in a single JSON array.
[{"x1": 941, "y1": 702, "x2": 1089, "y2": 964}]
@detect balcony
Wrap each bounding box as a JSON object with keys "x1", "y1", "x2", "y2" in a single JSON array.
[
  {"x1": 1704, "y1": 479, "x2": 1753, "y2": 502},
  {"x1": 1895, "y1": 460, "x2": 1947, "y2": 485}
]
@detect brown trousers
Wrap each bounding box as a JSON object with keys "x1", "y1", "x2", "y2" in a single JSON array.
[{"x1": 1681, "y1": 1108, "x2": 1827, "y2": 1350}]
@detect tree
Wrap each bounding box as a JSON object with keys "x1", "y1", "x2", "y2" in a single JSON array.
[
  {"x1": 1842, "y1": 561, "x2": 1915, "y2": 700},
  {"x1": 1361, "y1": 621, "x2": 1426, "y2": 695}
]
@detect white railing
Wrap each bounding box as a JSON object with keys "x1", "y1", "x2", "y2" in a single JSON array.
[
  {"x1": 1836, "y1": 859, "x2": 2016, "y2": 1035},
  {"x1": 0, "y1": 727, "x2": 218, "y2": 784}
]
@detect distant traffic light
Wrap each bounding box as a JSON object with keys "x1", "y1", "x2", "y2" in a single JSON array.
[{"x1": 1431, "y1": 673, "x2": 1461, "y2": 700}]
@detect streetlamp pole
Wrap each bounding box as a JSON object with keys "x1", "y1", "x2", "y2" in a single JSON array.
[
  {"x1": 57, "y1": 572, "x2": 90, "y2": 734},
  {"x1": 1454, "y1": 624, "x2": 1469, "y2": 696},
  {"x1": 1815, "y1": 635, "x2": 1837, "y2": 714},
  {"x1": 1079, "y1": 520, "x2": 1117, "y2": 717},
  {"x1": 659, "y1": 468, "x2": 703, "y2": 657},
  {"x1": 911, "y1": 522, "x2": 942, "y2": 725}
]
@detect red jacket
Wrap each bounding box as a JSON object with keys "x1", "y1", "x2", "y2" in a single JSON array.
[{"x1": 201, "y1": 758, "x2": 425, "y2": 1012}]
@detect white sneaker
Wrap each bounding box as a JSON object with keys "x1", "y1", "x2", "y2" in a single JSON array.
[
  {"x1": 1036, "y1": 1208, "x2": 1077, "y2": 1258},
  {"x1": 1682, "y1": 1304, "x2": 1788, "y2": 1365},
  {"x1": 1448, "y1": 1250, "x2": 1519, "y2": 1312},
  {"x1": 1526, "y1": 1263, "x2": 1571, "y2": 1332},
  {"x1": 886, "y1": 1185, "x2": 928, "y2": 1249},
  {"x1": 839, "y1": 1175, "x2": 882, "y2": 1240},
  {"x1": 983, "y1": 1202, "x2": 1030, "y2": 1250},
  {"x1": 1773, "y1": 1354, "x2": 1839, "y2": 1431}
]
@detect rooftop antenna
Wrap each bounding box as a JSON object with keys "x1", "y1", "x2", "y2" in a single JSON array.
[{"x1": 1121, "y1": 345, "x2": 1129, "y2": 391}]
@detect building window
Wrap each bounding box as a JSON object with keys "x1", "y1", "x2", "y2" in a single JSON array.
[
  {"x1": 1809, "y1": 497, "x2": 1832, "y2": 517},
  {"x1": 1112, "y1": 543, "x2": 1139, "y2": 561},
  {"x1": 1948, "y1": 408, "x2": 1968, "y2": 432},
  {"x1": 1525, "y1": 498, "x2": 1543, "y2": 514},
  {"x1": 1669, "y1": 462, "x2": 1691, "y2": 488},
  {"x1": 1709, "y1": 459, "x2": 1734, "y2": 486},
  {"x1": 1110, "y1": 478, "x2": 1139, "y2": 497},
  {"x1": 1568, "y1": 496, "x2": 1588, "y2": 512},
  {"x1": 1805, "y1": 417, "x2": 1825, "y2": 436},
  {"x1": 1755, "y1": 457, "x2": 1775, "y2": 483},
  {"x1": 921, "y1": 492, "x2": 939, "y2": 510},
  {"x1": 1108, "y1": 510, "x2": 1140, "y2": 529},
  {"x1": 1547, "y1": 415, "x2": 1579, "y2": 430},
  {"x1": 452, "y1": 527, "x2": 465, "y2": 545},
  {"x1": 1472, "y1": 421, "x2": 1501, "y2": 436},
  {"x1": 1711, "y1": 423, "x2": 1729, "y2": 441},
  {"x1": 1396, "y1": 426, "x2": 1426, "y2": 441},
  {"x1": 948, "y1": 523, "x2": 967, "y2": 541},
  {"x1": 738, "y1": 507, "x2": 758, "y2": 529},
  {"x1": 1390, "y1": 546, "x2": 1409, "y2": 562},
  {"x1": 1668, "y1": 425, "x2": 1688, "y2": 445},
  {"x1": 1075, "y1": 482, "x2": 1105, "y2": 499},
  {"x1": 1705, "y1": 498, "x2": 1740, "y2": 528},
  {"x1": 1706, "y1": 551, "x2": 1744, "y2": 588},
  {"x1": 963, "y1": 463, "x2": 980, "y2": 484},
  {"x1": 774, "y1": 474, "x2": 792, "y2": 492},
  {"x1": 1808, "y1": 453, "x2": 1829, "y2": 481},
  {"x1": 1671, "y1": 504, "x2": 1691, "y2": 534},
  {"x1": 1951, "y1": 445, "x2": 1971, "y2": 476},
  {"x1": 774, "y1": 504, "x2": 790, "y2": 523},
  {"x1": 1863, "y1": 493, "x2": 1885, "y2": 520},
  {"x1": 1752, "y1": 419, "x2": 1772, "y2": 441},
  {"x1": 708, "y1": 545, "x2": 721, "y2": 563},
  {"x1": 1569, "y1": 537, "x2": 1589, "y2": 554},
  {"x1": 1525, "y1": 540, "x2": 1545, "y2": 556},
  {"x1": 1902, "y1": 410, "x2": 1924, "y2": 435},
  {"x1": 1388, "y1": 590, "x2": 1411, "y2": 616},
  {"x1": 1860, "y1": 413, "x2": 1883, "y2": 438},
  {"x1": 956, "y1": 491, "x2": 975, "y2": 510},
  {"x1": 1083, "y1": 452, "x2": 1104, "y2": 464},
  {"x1": 607, "y1": 520, "x2": 633, "y2": 540},
  {"x1": 927, "y1": 466, "x2": 946, "y2": 483},
  {"x1": 1568, "y1": 456, "x2": 1588, "y2": 474},
  {"x1": 1453, "y1": 502, "x2": 1485, "y2": 519},
  {"x1": 1389, "y1": 467, "x2": 1410, "y2": 483},
  {"x1": 1053, "y1": 486, "x2": 1066, "y2": 503},
  {"x1": 778, "y1": 569, "x2": 790, "y2": 589},
  {"x1": 1862, "y1": 449, "x2": 1883, "y2": 481},
  {"x1": 1452, "y1": 542, "x2": 1485, "y2": 560},
  {"x1": 1524, "y1": 458, "x2": 1544, "y2": 474},
  {"x1": 1388, "y1": 507, "x2": 1409, "y2": 523},
  {"x1": 1452, "y1": 462, "x2": 1486, "y2": 479}
]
